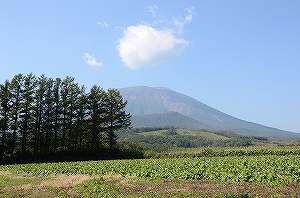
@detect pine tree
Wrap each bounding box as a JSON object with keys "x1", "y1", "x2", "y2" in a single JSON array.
[
  {"x1": 33, "y1": 75, "x2": 47, "y2": 155},
  {"x1": 104, "y1": 89, "x2": 131, "y2": 149},
  {"x1": 9, "y1": 74, "x2": 24, "y2": 156},
  {"x1": 60, "y1": 76, "x2": 80, "y2": 151},
  {"x1": 33, "y1": 75, "x2": 55, "y2": 155},
  {"x1": 87, "y1": 85, "x2": 106, "y2": 149},
  {"x1": 52, "y1": 77, "x2": 62, "y2": 152},
  {"x1": 19, "y1": 73, "x2": 37, "y2": 156},
  {"x1": 0, "y1": 80, "x2": 11, "y2": 158},
  {"x1": 43, "y1": 77, "x2": 55, "y2": 154},
  {"x1": 73, "y1": 85, "x2": 87, "y2": 150}
]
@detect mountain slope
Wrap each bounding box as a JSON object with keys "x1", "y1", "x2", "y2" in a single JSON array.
[
  {"x1": 119, "y1": 86, "x2": 300, "y2": 139},
  {"x1": 131, "y1": 111, "x2": 210, "y2": 130}
]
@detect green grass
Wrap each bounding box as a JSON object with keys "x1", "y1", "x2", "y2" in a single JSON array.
[
  {"x1": 0, "y1": 174, "x2": 43, "y2": 187},
  {"x1": 73, "y1": 178, "x2": 118, "y2": 198}
]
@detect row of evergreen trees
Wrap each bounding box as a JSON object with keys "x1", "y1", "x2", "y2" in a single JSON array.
[{"x1": 0, "y1": 73, "x2": 131, "y2": 160}]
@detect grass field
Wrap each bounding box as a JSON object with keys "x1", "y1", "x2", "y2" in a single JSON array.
[{"x1": 1, "y1": 146, "x2": 300, "y2": 197}]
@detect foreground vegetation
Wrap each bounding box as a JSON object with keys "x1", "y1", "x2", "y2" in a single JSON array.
[
  {"x1": 1, "y1": 172, "x2": 298, "y2": 197},
  {"x1": 2, "y1": 154, "x2": 300, "y2": 184},
  {"x1": 1, "y1": 146, "x2": 300, "y2": 197}
]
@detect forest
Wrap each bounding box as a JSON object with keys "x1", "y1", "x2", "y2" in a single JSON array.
[
  {"x1": 0, "y1": 73, "x2": 131, "y2": 162},
  {"x1": 118, "y1": 126, "x2": 255, "y2": 149}
]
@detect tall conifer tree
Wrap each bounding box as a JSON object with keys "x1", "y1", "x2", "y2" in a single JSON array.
[
  {"x1": 74, "y1": 85, "x2": 87, "y2": 150},
  {"x1": 9, "y1": 74, "x2": 24, "y2": 156},
  {"x1": 87, "y1": 85, "x2": 106, "y2": 149},
  {"x1": 105, "y1": 89, "x2": 131, "y2": 149},
  {"x1": 0, "y1": 80, "x2": 11, "y2": 158},
  {"x1": 19, "y1": 73, "x2": 37, "y2": 156}
]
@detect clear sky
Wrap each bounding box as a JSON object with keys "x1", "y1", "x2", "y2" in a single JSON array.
[{"x1": 1, "y1": 1, "x2": 299, "y2": 133}]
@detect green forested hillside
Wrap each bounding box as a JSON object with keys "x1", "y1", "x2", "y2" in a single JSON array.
[{"x1": 117, "y1": 126, "x2": 267, "y2": 149}]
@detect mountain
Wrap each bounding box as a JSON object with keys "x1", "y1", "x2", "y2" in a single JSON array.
[
  {"x1": 131, "y1": 111, "x2": 210, "y2": 130},
  {"x1": 119, "y1": 86, "x2": 300, "y2": 139}
]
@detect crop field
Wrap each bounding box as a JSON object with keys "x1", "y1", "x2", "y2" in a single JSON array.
[{"x1": 1, "y1": 150, "x2": 300, "y2": 197}]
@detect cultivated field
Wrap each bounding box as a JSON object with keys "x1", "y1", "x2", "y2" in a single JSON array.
[{"x1": 1, "y1": 147, "x2": 300, "y2": 197}]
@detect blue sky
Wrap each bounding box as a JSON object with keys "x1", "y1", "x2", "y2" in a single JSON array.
[{"x1": 1, "y1": 1, "x2": 299, "y2": 133}]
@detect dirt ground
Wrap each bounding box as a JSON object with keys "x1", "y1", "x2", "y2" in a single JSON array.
[{"x1": 1, "y1": 172, "x2": 300, "y2": 197}]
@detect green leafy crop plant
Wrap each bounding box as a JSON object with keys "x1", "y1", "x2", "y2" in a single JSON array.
[{"x1": 1, "y1": 155, "x2": 300, "y2": 185}]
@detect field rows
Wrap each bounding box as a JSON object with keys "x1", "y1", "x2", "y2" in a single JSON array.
[{"x1": 1, "y1": 155, "x2": 300, "y2": 185}]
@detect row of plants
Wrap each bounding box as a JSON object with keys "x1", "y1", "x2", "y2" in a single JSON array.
[
  {"x1": 1, "y1": 154, "x2": 300, "y2": 185},
  {"x1": 143, "y1": 147, "x2": 300, "y2": 158}
]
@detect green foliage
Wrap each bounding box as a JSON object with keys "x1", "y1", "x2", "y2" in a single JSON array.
[
  {"x1": 143, "y1": 147, "x2": 300, "y2": 159},
  {"x1": 0, "y1": 73, "x2": 131, "y2": 163},
  {"x1": 118, "y1": 127, "x2": 253, "y2": 149},
  {"x1": 104, "y1": 89, "x2": 131, "y2": 149},
  {"x1": 1, "y1": 153, "x2": 300, "y2": 185},
  {"x1": 1, "y1": 147, "x2": 300, "y2": 197}
]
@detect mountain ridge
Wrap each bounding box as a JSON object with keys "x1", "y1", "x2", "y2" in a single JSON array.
[{"x1": 119, "y1": 86, "x2": 300, "y2": 139}]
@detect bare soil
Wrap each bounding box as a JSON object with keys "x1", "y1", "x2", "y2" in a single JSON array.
[
  {"x1": 113, "y1": 178, "x2": 300, "y2": 197},
  {"x1": 1, "y1": 172, "x2": 300, "y2": 197}
]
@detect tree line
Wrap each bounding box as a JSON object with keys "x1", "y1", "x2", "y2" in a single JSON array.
[{"x1": 0, "y1": 73, "x2": 131, "y2": 161}]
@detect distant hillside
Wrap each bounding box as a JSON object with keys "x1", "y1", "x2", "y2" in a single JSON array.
[
  {"x1": 131, "y1": 111, "x2": 210, "y2": 130},
  {"x1": 117, "y1": 127, "x2": 256, "y2": 149},
  {"x1": 119, "y1": 86, "x2": 300, "y2": 139}
]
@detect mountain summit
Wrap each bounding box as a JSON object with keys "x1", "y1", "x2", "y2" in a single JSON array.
[{"x1": 119, "y1": 86, "x2": 300, "y2": 139}]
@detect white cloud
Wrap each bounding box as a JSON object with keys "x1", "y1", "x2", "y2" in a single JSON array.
[
  {"x1": 173, "y1": 6, "x2": 194, "y2": 34},
  {"x1": 97, "y1": 21, "x2": 109, "y2": 28},
  {"x1": 117, "y1": 25, "x2": 188, "y2": 69},
  {"x1": 148, "y1": 4, "x2": 158, "y2": 17},
  {"x1": 185, "y1": 6, "x2": 194, "y2": 23},
  {"x1": 83, "y1": 53, "x2": 103, "y2": 67}
]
